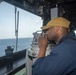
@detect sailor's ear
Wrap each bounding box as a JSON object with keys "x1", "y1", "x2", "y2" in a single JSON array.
[{"x1": 55, "y1": 26, "x2": 60, "y2": 32}]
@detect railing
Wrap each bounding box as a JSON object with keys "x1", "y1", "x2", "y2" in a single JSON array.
[
  {"x1": 0, "y1": 49, "x2": 26, "y2": 75},
  {"x1": 6, "y1": 63, "x2": 26, "y2": 75}
]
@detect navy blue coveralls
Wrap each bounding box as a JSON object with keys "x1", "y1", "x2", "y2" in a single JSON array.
[{"x1": 32, "y1": 32, "x2": 76, "y2": 75}]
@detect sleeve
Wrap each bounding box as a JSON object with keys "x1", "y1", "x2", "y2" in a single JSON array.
[
  {"x1": 32, "y1": 57, "x2": 45, "y2": 75},
  {"x1": 32, "y1": 45, "x2": 73, "y2": 75},
  {"x1": 32, "y1": 57, "x2": 45, "y2": 67}
]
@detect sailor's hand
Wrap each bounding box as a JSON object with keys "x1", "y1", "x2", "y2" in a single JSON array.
[
  {"x1": 38, "y1": 34, "x2": 48, "y2": 50},
  {"x1": 37, "y1": 34, "x2": 48, "y2": 58}
]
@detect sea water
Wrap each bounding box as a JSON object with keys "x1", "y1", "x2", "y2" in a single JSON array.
[{"x1": 0, "y1": 38, "x2": 33, "y2": 57}]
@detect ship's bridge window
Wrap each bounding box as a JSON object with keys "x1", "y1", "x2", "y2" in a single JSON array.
[{"x1": 0, "y1": 2, "x2": 43, "y2": 56}]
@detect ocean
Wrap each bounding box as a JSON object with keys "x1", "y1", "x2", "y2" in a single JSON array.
[{"x1": 0, "y1": 38, "x2": 33, "y2": 57}]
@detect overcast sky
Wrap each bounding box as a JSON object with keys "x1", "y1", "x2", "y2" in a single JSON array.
[{"x1": 0, "y1": 2, "x2": 42, "y2": 39}]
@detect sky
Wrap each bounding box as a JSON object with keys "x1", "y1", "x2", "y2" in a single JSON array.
[{"x1": 0, "y1": 1, "x2": 43, "y2": 39}]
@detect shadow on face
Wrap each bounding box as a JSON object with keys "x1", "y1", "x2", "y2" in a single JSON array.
[{"x1": 45, "y1": 26, "x2": 57, "y2": 41}]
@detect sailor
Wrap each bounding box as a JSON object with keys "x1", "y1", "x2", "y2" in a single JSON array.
[{"x1": 32, "y1": 17, "x2": 76, "y2": 75}]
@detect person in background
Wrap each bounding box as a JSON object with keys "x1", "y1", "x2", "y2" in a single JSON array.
[{"x1": 32, "y1": 17, "x2": 76, "y2": 75}]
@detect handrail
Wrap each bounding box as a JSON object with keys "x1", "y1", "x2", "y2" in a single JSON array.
[{"x1": 6, "y1": 63, "x2": 26, "y2": 75}]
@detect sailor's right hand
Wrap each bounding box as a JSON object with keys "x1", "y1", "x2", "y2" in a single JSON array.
[{"x1": 38, "y1": 34, "x2": 48, "y2": 51}]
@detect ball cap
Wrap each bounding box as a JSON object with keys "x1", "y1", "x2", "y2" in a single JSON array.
[{"x1": 41, "y1": 17, "x2": 70, "y2": 30}]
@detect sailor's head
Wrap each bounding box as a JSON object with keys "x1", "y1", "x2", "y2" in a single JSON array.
[{"x1": 41, "y1": 17, "x2": 70, "y2": 42}]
